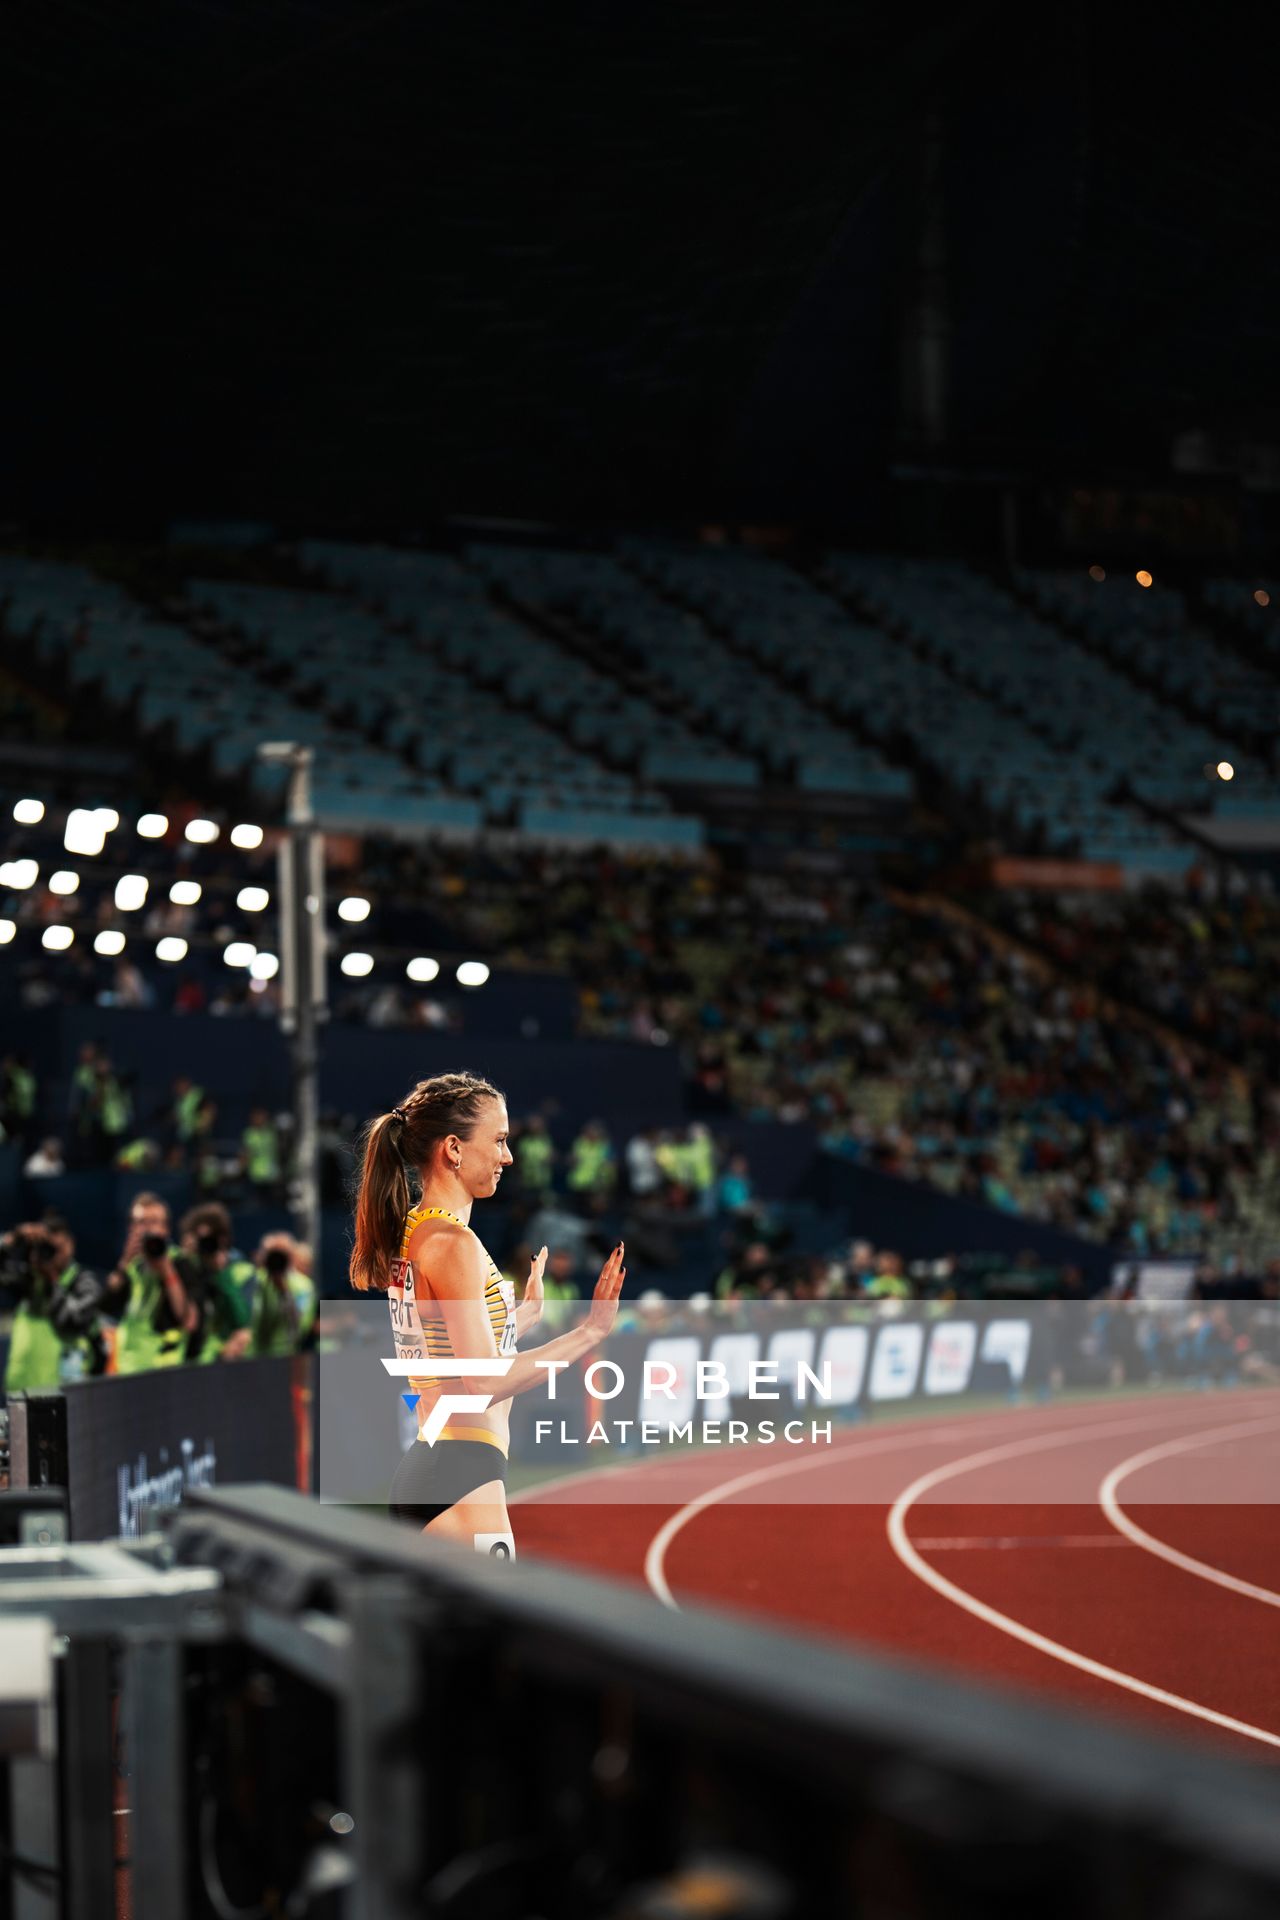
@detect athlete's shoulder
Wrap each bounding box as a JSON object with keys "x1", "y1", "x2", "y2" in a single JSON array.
[
  {"x1": 404, "y1": 1208, "x2": 487, "y2": 1286},
  {"x1": 406, "y1": 1204, "x2": 478, "y2": 1235}
]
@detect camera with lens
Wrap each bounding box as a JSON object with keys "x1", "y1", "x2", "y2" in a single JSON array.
[
  {"x1": 263, "y1": 1247, "x2": 290, "y2": 1280},
  {"x1": 195, "y1": 1225, "x2": 228, "y2": 1262},
  {"x1": 142, "y1": 1231, "x2": 169, "y2": 1263},
  {"x1": 0, "y1": 1228, "x2": 58, "y2": 1298}
]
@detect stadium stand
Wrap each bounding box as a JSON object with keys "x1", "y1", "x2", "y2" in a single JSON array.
[
  {"x1": 1204, "y1": 575, "x2": 1279, "y2": 652},
  {"x1": 1017, "y1": 567, "x2": 1280, "y2": 817},
  {"x1": 7, "y1": 540, "x2": 1280, "y2": 1291},
  {"x1": 468, "y1": 542, "x2": 911, "y2": 799},
  {"x1": 623, "y1": 541, "x2": 1196, "y2": 869}
]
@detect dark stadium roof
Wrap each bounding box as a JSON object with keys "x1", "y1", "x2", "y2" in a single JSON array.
[{"x1": 7, "y1": 4, "x2": 1280, "y2": 529}]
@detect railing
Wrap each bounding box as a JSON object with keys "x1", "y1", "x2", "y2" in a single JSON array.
[{"x1": 3, "y1": 1484, "x2": 1276, "y2": 1918}]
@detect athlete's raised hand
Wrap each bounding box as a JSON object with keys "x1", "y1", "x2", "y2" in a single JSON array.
[
  {"x1": 513, "y1": 1244, "x2": 548, "y2": 1342},
  {"x1": 587, "y1": 1240, "x2": 626, "y2": 1339},
  {"x1": 522, "y1": 1245, "x2": 547, "y2": 1314}
]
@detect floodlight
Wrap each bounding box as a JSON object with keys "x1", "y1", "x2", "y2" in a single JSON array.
[
  {"x1": 115, "y1": 875, "x2": 148, "y2": 912},
  {"x1": 64, "y1": 809, "x2": 106, "y2": 857}
]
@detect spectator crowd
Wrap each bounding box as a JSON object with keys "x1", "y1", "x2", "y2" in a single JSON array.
[
  {"x1": 2, "y1": 1044, "x2": 287, "y2": 1203},
  {"x1": 0, "y1": 1190, "x2": 316, "y2": 1394},
  {"x1": 7, "y1": 821, "x2": 1280, "y2": 1276}
]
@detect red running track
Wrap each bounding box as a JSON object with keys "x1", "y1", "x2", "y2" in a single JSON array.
[{"x1": 512, "y1": 1386, "x2": 1280, "y2": 1764}]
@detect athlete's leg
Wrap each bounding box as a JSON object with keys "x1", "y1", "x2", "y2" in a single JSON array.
[{"x1": 424, "y1": 1479, "x2": 514, "y2": 1557}]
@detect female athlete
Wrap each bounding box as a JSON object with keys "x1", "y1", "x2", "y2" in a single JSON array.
[{"x1": 349, "y1": 1070, "x2": 625, "y2": 1554}]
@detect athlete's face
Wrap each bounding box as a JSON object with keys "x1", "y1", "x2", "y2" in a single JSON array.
[{"x1": 459, "y1": 1100, "x2": 513, "y2": 1195}]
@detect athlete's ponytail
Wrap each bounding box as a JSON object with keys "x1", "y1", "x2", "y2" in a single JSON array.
[
  {"x1": 348, "y1": 1071, "x2": 503, "y2": 1291},
  {"x1": 349, "y1": 1112, "x2": 409, "y2": 1292}
]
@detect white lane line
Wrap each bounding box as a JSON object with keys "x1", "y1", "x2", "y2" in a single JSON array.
[
  {"x1": 641, "y1": 1402, "x2": 1195, "y2": 1610},
  {"x1": 914, "y1": 1535, "x2": 1133, "y2": 1552},
  {"x1": 887, "y1": 1414, "x2": 1280, "y2": 1752},
  {"x1": 1098, "y1": 1412, "x2": 1280, "y2": 1609}
]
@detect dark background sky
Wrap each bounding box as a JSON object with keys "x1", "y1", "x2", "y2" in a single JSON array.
[{"x1": 6, "y1": 4, "x2": 1280, "y2": 532}]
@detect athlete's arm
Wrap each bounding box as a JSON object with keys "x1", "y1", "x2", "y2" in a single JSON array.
[{"x1": 427, "y1": 1238, "x2": 625, "y2": 1403}]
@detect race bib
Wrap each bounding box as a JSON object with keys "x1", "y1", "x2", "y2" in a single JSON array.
[{"x1": 474, "y1": 1531, "x2": 515, "y2": 1561}]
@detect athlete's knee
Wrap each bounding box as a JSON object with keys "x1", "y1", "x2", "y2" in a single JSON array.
[{"x1": 474, "y1": 1529, "x2": 515, "y2": 1561}]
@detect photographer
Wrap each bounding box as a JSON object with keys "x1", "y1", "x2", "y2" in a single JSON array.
[
  {"x1": 107, "y1": 1192, "x2": 194, "y2": 1375},
  {"x1": 2, "y1": 1215, "x2": 107, "y2": 1391},
  {"x1": 237, "y1": 1232, "x2": 317, "y2": 1358},
  {"x1": 173, "y1": 1202, "x2": 255, "y2": 1364}
]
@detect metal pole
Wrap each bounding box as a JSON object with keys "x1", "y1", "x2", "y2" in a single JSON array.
[
  {"x1": 60, "y1": 1640, "x2": 115, "y2": 1920},
  {"x1": 121, "y1": 1639, "x2": 187, "y2": 1920},
  {"x1": 897, "y1": 107, "x2": 951, "y2": 455},
  {"x1": 289, "y1": 751, "x2": 324, "y2": 1270},
  {"x1": 261, "y1": 745, "x2": 326, "y2": 1272}
]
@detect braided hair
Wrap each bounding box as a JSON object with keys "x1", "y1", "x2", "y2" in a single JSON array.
[{"x1": 348, "y1": 1071, "x2": 503, "y2": 1291}]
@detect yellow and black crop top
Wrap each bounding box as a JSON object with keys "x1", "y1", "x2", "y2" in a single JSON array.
[{"x1": 388, "y1": 1204, "x2": 517, "y2": 1394}]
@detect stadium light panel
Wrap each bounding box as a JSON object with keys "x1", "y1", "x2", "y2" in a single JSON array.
[
  {"x1": 250, "y1": 952, "x2": 280, "y2": 980},
  {"x1": 169, "y1": 880, "x2": 202, "y2": 906},
  {"x1": 1135, "y1": 569, "x2": 1153, "y2": 588},
  {"x1": 1088, "y1": 565, "x2": 1105, "y2": 582},
  {"x1": 156, "y1": 937, "x2": 188, "y2": 963},
  {"x1": 340, "y1": 952, "x2": 373, "y2": 977},
  {"x1": 94, "y1": 930, "x2": 126, "y2": 956},
  {"x1": 230, "y1": 823, "x2": 264, "y2": 849},
  {"x1": 1217, "y1": 761, "x2": 1235, "y2": 781},
  {"x1": 137, "y1": 813, "x2": 169, "y2": 838},
  {"x1": 94, "y1": 807, "x2": 120, "y2": 832},
  {"x1": 237, "y1": 886, "x2": 270, "y2": 912},
  {"x1": 338, "y1": 896, "x2": 371, "y2": 923},
  {"x1": 0, "y1": 920, "x2": 14, "y2": 944},
  {"x1": 224, "y1": 941, "x2": 256, "y2": 968},
  {"x1": 456, "y1": 961, "x2": 490, "y2": 988},
  {"x1": 2, "y1": 860, "x2": 39, "y2": 890},
  {"x1": 185, "y1": 818, "x2": 220, "y2": 844},
  {"x1": 48, "y1": 871, "x2": 80, "y2": 896},
  {"x1": 1256, "y1": 590, "x2": 1271, "y2": 608},
  {"x1": 13, "y1": 799, "x2": 44, "y2": 825},
  {"x1": 64, "y1": 808, "x2": 107, "y2": 857},
  {"x1": 407, "y1": 956, "x2": 440, "y2": 983},
  {"x1": 115, "y1": 875, "x2": 148, "y2": 912},
  {"x1": 42, "y1": 925, "x2": 74, "y2": 951}
]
